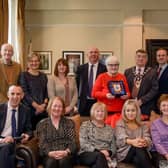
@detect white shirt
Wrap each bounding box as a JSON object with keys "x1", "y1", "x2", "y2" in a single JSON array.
[
  {"x1": 1, "y1": 104, "x2": 18, "y2": 137},
  {"x1": 88, "y1": 62, "x2": 98, "y2": 84}
]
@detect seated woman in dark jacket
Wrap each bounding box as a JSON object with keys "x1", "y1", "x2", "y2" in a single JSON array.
[
  {"x1": 78, "y1": 102, "x2": 116, "y2": 168},
  {"x1": 18, "y1": 53, "x2": 48, "y2": 129},
  {"x1": 36, "y1": 96, "x2": 77, "y2": 168}
]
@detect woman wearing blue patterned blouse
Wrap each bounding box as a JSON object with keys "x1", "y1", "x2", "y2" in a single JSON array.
[
  {"x1": 18, "y1": 53, "x2": 48, "y2": 129},
  {"x1": 78, "y1": 102, "x2": 116, "y2": 168}
]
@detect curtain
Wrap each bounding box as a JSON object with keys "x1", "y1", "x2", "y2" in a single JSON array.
[
  {"x1": 0, "y1": 0, "x2": 8, "y2": 48},
  {"x1": 17, "y1": 0, "x2": 25, "y2": 69}
]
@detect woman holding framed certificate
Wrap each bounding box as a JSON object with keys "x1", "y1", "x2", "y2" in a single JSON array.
[{"x1": 92, "y1": 56, "x2": 130, "y2": 128}]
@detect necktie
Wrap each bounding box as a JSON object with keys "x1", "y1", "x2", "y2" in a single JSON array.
[
  {"x1": 11, "y1": 109, "x2": 16, "y2": 137},
  {"x1": 88, "y1": 64, "x2": 94, "y2": 97},
  {"x1": 157, "y1": 67, "x2": 162, "y2": 77}
]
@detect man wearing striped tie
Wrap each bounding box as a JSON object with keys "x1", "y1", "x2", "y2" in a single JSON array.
[{"x1": 0, "y1": 85, "x2": 32, "y2": 168}]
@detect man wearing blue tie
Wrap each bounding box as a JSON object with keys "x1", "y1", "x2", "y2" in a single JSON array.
[{"x1": 0, "y1": 85, "x2": 32, "y2": 168}]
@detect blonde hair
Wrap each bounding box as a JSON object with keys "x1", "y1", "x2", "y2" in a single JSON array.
[
  {"x1": 121, "y1": 99, "x2": 141, "y2": 125},
  {"x1": 47, "y1": 96, "x2": 65, "y2": 116},
  {"x1": 27, "y1": 52, "x2": 40, "y2": 62},
  {"x1": 90, "y1": 102, "x2": 107, "y2": 120}
]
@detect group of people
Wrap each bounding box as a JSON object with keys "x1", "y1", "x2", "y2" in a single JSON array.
[
  {"x1": 0, "y1": 42, "x2": 167, "y2": 168},
  {"x1": 35, "y1": 95, "x2": 168, "y2": 168}
]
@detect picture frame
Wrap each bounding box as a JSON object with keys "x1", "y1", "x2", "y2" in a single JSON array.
[
  {"x1": 63, "y1": 51, "x2": 84, "y2": 75},
  {"x1": 34, "y1": 51, "x2": 52, "y2": 74},
  {"x1": 100, "y1": 51, "x2": 113, "y2": 65},
  {"x1": 108, "y1": 80, "x2": 126, "y2": 97}
]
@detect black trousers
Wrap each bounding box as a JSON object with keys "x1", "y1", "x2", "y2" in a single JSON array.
[
  {"x1": 0, "y1": 143, "x2": 15, "y2": 168},
  {"x1": 43, "y1": 155, "x2": 73, "y2": 168},
  {"x1": 123, "y1": 146, "x2": 153, "y2": 168},
  {"x1": 78, "y1": 151, "x2": 109, "y2": 168}
]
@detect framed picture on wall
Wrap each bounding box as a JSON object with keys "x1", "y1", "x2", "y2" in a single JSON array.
[
  {"x1": 63, "y1": 51, "x2": 84, "y2": 75},
  {"x1": 34, "y1": 51, "x2": 52, "y2": 74},
  {"x1": 99, "y1": 51, "x2": 113, "y2": 65}
]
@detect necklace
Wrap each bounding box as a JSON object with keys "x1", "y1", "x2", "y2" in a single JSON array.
[{"x1": 132, "y1": 67, "x2": 151, "y2": 88}]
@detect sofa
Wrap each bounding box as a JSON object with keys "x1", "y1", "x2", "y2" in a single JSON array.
[{"x1": 16, "y1": 115, "x2": 137, "y2": 168}]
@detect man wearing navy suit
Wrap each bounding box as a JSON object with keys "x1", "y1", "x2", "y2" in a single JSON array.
[
  {"x1": 0, "y1": 85, "x2": 32, "y2": 168},
  {"x1": 156, "y1": 48, "x2": 168, "y2": 95},
  {"x1": 76, "y1": 47, "x2": 107, "y2": 116}
]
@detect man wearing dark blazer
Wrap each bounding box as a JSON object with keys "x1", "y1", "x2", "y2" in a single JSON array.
[
  {"x1": 0, "y1": 85, "x2": 32, "y2": 168},
  {"x1": 76, "y1": 47, "x2": 107, "y2": 116},
  {"x1": 156, "y1": 48, "x2": 168, "y2": 95},
  {"x1": 124, "y1": 49, "x2": 158, "y2": 118}
]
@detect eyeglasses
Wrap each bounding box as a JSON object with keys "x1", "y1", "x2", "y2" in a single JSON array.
[{"x1": 107, "y1": 64, "x2": 119, "y2": 67}]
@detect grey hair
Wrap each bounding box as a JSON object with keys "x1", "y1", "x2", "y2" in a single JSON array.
[{"x1": 105, "y1": 55, "x2": 119, "y2": 66}]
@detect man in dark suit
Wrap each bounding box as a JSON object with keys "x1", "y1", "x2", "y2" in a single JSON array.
[
  {"x1": 124, "y1": 49, "x2": 158, "y2": 118},
  {"x1": 76, "y1": 47, "x2": 107, "y2": 116},
  {"x1": 156, "y1": 48, "x2": 168, "y2": 95},
  {"x1": 0, "y1": 85, "x2": 32, "y2": 168}
]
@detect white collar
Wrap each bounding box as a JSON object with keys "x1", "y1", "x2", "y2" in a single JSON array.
[
  {"x1": 88, "y1": 62, "x2": 98, "y2": 67},
  {"x1": 7, "y1": 103, "x2": 19, "y2": 112}
]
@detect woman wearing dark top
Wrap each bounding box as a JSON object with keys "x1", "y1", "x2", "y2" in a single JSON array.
[
  {"x1": 18, "y1": 53, "x2": 48, "y2": 129},
  {"x1": 36, "y1": 96, "x2": 77, "y2": 168}
]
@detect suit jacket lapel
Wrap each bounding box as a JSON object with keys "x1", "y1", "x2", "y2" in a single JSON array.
[
  {"x1": 160, "y1": 65, "x2": 168, "y2": 79},
  {"x1": 0, "y1": 103, "x2": 8, "y2": 135},
  {"x1": 17, "y1": 104, "x2": 23, "y2": 134},
  {"x1": 130, "y1": 67, "x2": 135, "y2": 81},
  {"x1": 96, "y1": 63, "x2": 101, "y2": 78},
  {"x1": 138, "y1": 66, "x2": 151, "y2": 92},
  {"x1": 84, "y1": 63, "x2": 89, "y2": 82}
]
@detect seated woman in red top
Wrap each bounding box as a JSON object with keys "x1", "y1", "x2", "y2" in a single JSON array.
[{"x1": 92, "y1": 56, "x2": 130, "y2": 127}]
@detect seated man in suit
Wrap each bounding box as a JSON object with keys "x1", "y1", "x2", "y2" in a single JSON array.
[
  {"x1": 124, "y1": 49, "x2": 158, "y2": 120},
  {"x1": 0, "y1": 85, "x2": 32, "y2": 168}
]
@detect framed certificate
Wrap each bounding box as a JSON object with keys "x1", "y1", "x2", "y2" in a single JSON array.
[{"x1": 108, "y1": 81, "x2": 126, "y2": 97}]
